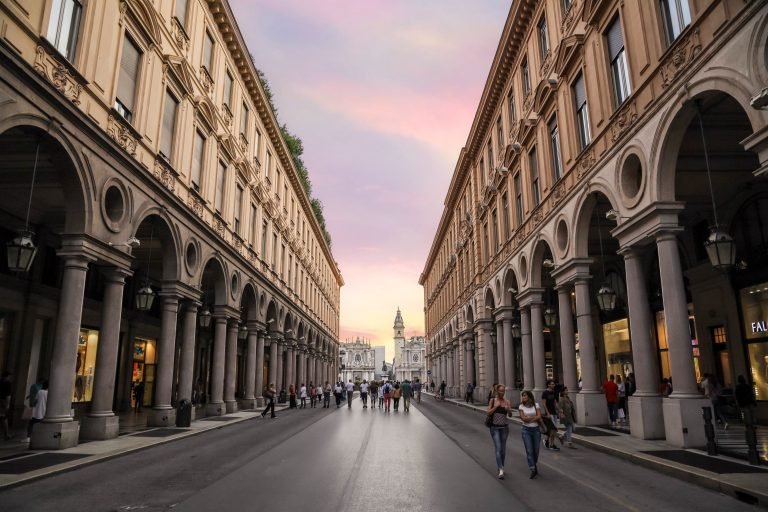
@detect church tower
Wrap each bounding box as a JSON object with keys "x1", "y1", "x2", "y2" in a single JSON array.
[{"x1": 393, "y1": 307, "x2": 405, "y2": 348}]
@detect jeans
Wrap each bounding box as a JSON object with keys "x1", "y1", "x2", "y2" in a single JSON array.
[
  {"x1": 711, "y1": 399, "x2": 727, "y2": 424},
  {"x1": 490, "y1": 426, "x2": 509, "y2": 469},
  {"x1": 347, "y1": 391, "x2": 354, "y2": 407},
  {"x1": 607, "y1": 402, "x2": 617, "y2": 422},
  {"x1": 361, "y1": 392, "x2": 368, "y2": 406},
  {"x1": 521, "y1": 427, "x2": 541, "y2": 469},
  {"x1": 403, "y1": 397, "x2": 411, "y2": 411},
  {"x1": 564, "y1": 423, "x2": 574, "y2": 443},
  {"x1": 262, "y1": 398, "x2": 275, "y2": 418}
]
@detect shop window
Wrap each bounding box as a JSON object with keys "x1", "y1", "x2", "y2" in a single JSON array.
[
  {"x1": 74, "y1": 328, "x2": 99, "y2": 402},
  {"x1": 132, "y1": 337, "x2": 157, "y2": 409},
  {"x1": 710, "y1": 325, "x2": 731, "y2": 389},
  {"x1": 654, "y1": 308, "x2": 700, "y2": 383},
  {"x1": 739, "y1": 283, "x2": 768, "y2": 400},
  {"x1": 603, "y1": 318, "x2": 633, "y2": 379},
  {"x1": 747, "y1": 343, "x2": 768, "y2": 401}
]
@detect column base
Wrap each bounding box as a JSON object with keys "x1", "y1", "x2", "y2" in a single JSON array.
[
  {"x1": 255, "y1": 397, "x2": 265, "y2": 408},
  {"x1": 80, "y1": 415, "x2": 119, "y2": 440},
  {"x1": 206, "y1": 402, "x2": 225, "y2": 416},
  {"x1": 532, "y1": 388, "x2": 545, "y2": 402},
  {"x1": 662, "y1": 397, "x2": 711, "y2": 448},
  {"x1": 225, "y1": 400, "x2": 238, "y2": 413},
  {"x1": 475, "y1": 387, "x2": 488, "y2": 402},
  {"x1": 575, "y1": 391, "x2": 609, "y2": 426},
  {"x1": 31, "y1": 420, "x2": 80, "y2": 450},
  {"x1": 239, "y1": 398, "x2": 256, "y2": 410},
  {"x1": 148, "y1": 407, "x2": 176, "y2": 427},
  {"x1": 505, "y1": 389, "x2": 520, "y2": 407},
  {"x1": 628, "y1": 395, "x2": 665, "y2": 440}
]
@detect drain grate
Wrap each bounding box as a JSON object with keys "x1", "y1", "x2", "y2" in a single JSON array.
[{"x1": 0, "y1": 453, "x2": 91, "y2": 474}]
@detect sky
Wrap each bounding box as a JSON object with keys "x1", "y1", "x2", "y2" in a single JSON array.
[{"x1": 231, "y1": 0, "x2": 510, "y2": 360}]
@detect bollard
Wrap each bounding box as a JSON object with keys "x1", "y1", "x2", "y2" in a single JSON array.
[
  {"x1": 743, "y1": 407, "x2": 761, "y2": 466},
  {"x1": 702, "y1": 406, "x2": 718, "y2": 456}
]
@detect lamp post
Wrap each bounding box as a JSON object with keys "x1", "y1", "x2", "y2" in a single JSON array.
[
  {"x1": 135, "y1": 224, "x2": 155, "y2": 312},
  {"x1": 7, "y1": 139, "x2": 41, "y2": 273},
  {"x1": 543, "y1": 307, "x2": 558, "y2": 328},
  {"x1": 198, "y1": 306, "x2": 212, "y2": 328},
  {"x1": 595, "y1": 205, "x2": 616, "y2": 313}
]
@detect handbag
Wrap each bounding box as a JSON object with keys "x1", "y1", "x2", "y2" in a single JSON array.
[{"x1": 484, "y1": 413, "x2": 494, "y2": 428}]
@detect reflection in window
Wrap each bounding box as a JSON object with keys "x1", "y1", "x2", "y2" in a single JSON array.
[
  {"x1": 47, "y1": 0, "x2": 83, "y2": 61},
  {"x1": 661, "y1": 0, "x2": 691, "y2": 45}
]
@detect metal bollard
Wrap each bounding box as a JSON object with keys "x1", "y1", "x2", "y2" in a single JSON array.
[
  {"x1": 743, "y1": 407, "x2": 761, "y2": 466},
  {"x1": 702, "y1": 406, "x2": 718, "y2": 456}
]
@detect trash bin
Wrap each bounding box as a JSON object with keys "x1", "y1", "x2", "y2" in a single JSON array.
[
  {"x1": 176, "y1": 399, "x2": 192, "y2": 427},
  {"x1": 278, "y1": 389, "x2": 287, "y2": 404}
]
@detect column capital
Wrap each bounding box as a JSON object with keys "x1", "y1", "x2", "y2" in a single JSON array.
[
  {"x1": 184, "y1": 300, "x2": 202, "y2": 312},
  {"x1": 551, "y1": 259, "x2": 593, "y2": 287},
  {"x1": 100, "y1": 267, "x2": 133, "y2": 282},
  {"x1": 516, "y1": 288, "x2": 544, "y2": 307},
  {"x1": 611, "y1": 201, "x2": 684, "y2": 249}
]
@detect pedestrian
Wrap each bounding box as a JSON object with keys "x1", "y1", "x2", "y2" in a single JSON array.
[
  {"x1": 701, "y1": 373, "x2": 727, "y2": 429},
  {"x1": 346, "y1": 379, "x2": 355, "y2": 408},
  {"x1": 261, "y1": 383, "x2": 276, "y2": 419},
  {"x1": 299, "y1": 383, "x2": 307, "y2": 408},
  {"x1": 383, "y1": 380, "x2": 393, "y2": 412},
  {"x1": 334, "y1": 381, "x2": 343, "y2": 408},
  {"x1": 323, "y1": 381, "x2": 332, "y2": 408},
  {"x1": 735, "y1": 374, "x2": 756, "y2": 419},
  {"x1": 133, "y1": 380, "x2": 145, "y2": 413},
  {"x1": 616, "y1": 375, "x2": 626, "y2": 425},
  {"x1": 659, "y1": 377, "x2": 672, "y2": 397},
  {"x1": 401, "y1": 380, "x2": 412, "y2": 412},
  {"x1": 439, "y1": 380, "x2": 446, "y2": 400},
  {"x1": 518, "y1": 390, "x2": 542, "y2": 479},
  {"x1": 21, "y1": 380, "x2": 47, "y2": 443},
  {"x1": 541, "y1": 379, "x2": 559, "y2": 427},
  {"x1": 413, "y1": 378, "x2": 422, "y2": 403},
  {"x1": 0, "y1": 371, "x2": 12, "y2": 440},
  {"x1": 360, "y1": 379, "x2": 369, "y2": 408},
  {"x1": 289, "y1": 384, "x2": 297, "y2": 409},
  {"x1": 315, "y1": 383, "x2": 323, "y2": 409},
  {"x1": 430, "y1": 380, "x2": 435, "y2": 392},
  {"x1": 487, "y1": 383, "x2": 511, "y2": 479},
  {"x1": 559, "y1": 386, "x2": 577, "y2": 448},
  {"x1": 369, "y1": 380, "x2": 379, "y2": 409},
  {"x1": 378, "y1": 381, "x2": 385, "y2": 409},
  {"x1": 602, "y1": 374, "x2": 618, "y2": 426},
  {"x1": 393, "y1": 382, "x2": 402, "y2": 411},
  {"x1": 465, "y1": 382, "x2": 474, "y2": 403},
  {"x1": 309, "y1": 381, "x2": 316, "y2": 408}
]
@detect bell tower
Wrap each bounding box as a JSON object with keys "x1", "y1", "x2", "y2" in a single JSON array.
[{"x1": 393, "y1": 307, "x2": 405, "y2": 347}]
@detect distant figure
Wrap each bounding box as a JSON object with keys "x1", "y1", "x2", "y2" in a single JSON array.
[
  {"x1": 133, "y1": 380, "x2": 145, "y2": 413},
  {"x1": 439, "y1": 380, "x2": 447, "y2": 400},
  {"x1": 299, "y1": 383, "x2": 307, "y2": 409},
  {"x1": 22, "y1": 380, "x2": 48, "y2": 443},
  {"x1": 369, "y1": 380, "x2": 379, "y2": 409},
  {"x1": 430, "y1": 381, "x2": 435, "y2": 392},
  {"x1": 382, "y1": 381, "x2": 393, "y2": 412},
  {"x1": 346, "y1": 380, "x2": 355, "y2": 408},
  {"x1": 413, "y1": 378, "x2": 422, "y2": 403},
  {"x1": 0, "y1": 371, "x2": 13, "y2": 440},
  {"x1": 378, "y1": 381, "x2": 385, "y2": 409},
  {"x1": 334, "y1": 381, "x2": 343, "y2": 408},
  {"x1": 309, "y1": 381, "x2": 316, "y2": 408},
  {"x1": 465, "y1": 382, "x2": 474, "y2": 404},
  {"x1": 401, "y1": 380, "x2": 413, "y2": 412},
  {"x1": 289, "y1": 384, "x2": 297, "y2": 409},
  {"x1": 602, "y1": 375, "x2": 618, "y2": 426},
  {"x1": 323, "y1": 381, "x2": 332, "y2": 408},
  {"x1": 701, "y1": 373, "x2": 727, "y2": 429},
  {"x1": 735, "y1": 375, "x2": 756, "y2": 418},
  {"x1": 261, "y1": 383, "x2": 276, "y2": 419},
  {"x1": 360, "y1": 380, "x2": 369, "y2": 408},
  {"x1": 558, "y1": 387, "x2": 577, "y2": 449},
  {"x1": 392, "y1": 382, "x2": 402, "y2": 411}
]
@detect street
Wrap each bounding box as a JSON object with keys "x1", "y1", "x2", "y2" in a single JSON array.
[{"x1": 0, "y1": 397, "x2": 755, "y2": 512}]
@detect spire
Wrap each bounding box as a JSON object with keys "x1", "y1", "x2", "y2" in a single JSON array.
[{"x1": 393, "y1": 307, "x2": 405, "y2": 341}]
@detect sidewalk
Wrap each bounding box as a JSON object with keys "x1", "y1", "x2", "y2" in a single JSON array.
[
  {"x1": 424, "y1": 392, "x2": 768, "y2": 508},
  {"x1": 0, "y1": 404, "x2": 288, "y2": 490}
]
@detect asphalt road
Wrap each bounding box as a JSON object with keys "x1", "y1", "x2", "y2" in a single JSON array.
[{"x1": 0, "y1": 396, "x2": 755, "y2": 511}]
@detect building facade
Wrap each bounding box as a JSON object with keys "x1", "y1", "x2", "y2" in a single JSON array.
[
  {"x1": 0, "y1": 0, "x2": 343, "y2": 450},
  {"x1": 421, "y1": 0, "x2": 768, "y2": 449},
  {"x1": 392, "y1": 308, "x2": 426, "y2": 382},
  {"x1": 340, "y1": 338, "x2": 375, "y2": 383}
]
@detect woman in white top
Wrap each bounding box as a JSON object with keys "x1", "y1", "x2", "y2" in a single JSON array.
[
  {"x1": 518, "y1": 390, "x2": 542, "y2": 479},
  {"x1": 23, "y1": 380, "x2": 48, "y2": 443},
  {"x1": 299, "y1": 384, "x2": 308, "y2": 408}
]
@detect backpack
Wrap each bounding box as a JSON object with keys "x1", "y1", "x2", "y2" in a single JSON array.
[{"x1": 384, "y1": 383, "x2": 392, "y2": 394}]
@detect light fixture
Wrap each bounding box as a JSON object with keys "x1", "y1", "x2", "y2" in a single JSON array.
[
  {"x1": 267, "y1": 318, "x2": 275, "y2": 324},
  {"x1": 542, "y1": 258, "x2": 555, "y2": 269},
  {"x1": 7, "y1": 138, "x2": 41, "y2": 273},
  {"x1": 108, "y1": 237, "x2": 140, "y2": 248},
  {"x1": 696, "y1": 102, "x2": 736, "y2": 271},
  {"x1": 511, "y1": 142, "x2": 522, "y2": 151},
  {"x1": 751, "y1": 87, "x2": 768, "y2": 110},
  {"x1": 135, "y1": 223, "x2": 155, "y2": 311},
  {"x1": 198, "y1": 306, "x2": 212, "y2": 328},
  {"x1": 595, "y1": 207, "x2": 616, "y2": 313},
  {"x1": 511, "y1": 323, "x2": 522, "y2": 338},
  {"x1": 507, "y1": 287, "x2": 517, "y2": 294},
  {"x1": 543, "y1": 307, "x2": 558, "y2": 328},
  {"x1": 605, "y1": 209, "x2": 628, "y2": 222},
  {"x1": 238, "y1": 324, "x2": 248, "y2": 340},
  {"x1": 498, "y1": 165, "x2": 510, "y2": 174},
  {"x1": 286, "y1": 328, "x2": 293, "y2": 334},
  {"x1": 490, "y1": 331, "x2": 497, "y2": 344},
  {"x1": 547, "y1": 73, "x2": 559, "y2": 85},
  {"x1": 485, "y1": 305, "x2": 492, "y2": 310}
]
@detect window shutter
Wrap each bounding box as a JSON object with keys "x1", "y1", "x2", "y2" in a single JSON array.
[
  {"x1": 161, "y1": 90, "x2": 178, "y2": 158},
  {"x1": 192, "y1": 131, "x2": 204, "y2": 186},
  {"x1": 117, "y1": 36, "x2": 141, "y2": 112},
  {"x1": 607, "y1": 17, "x2": 624, "y2": 60},
  {"x1": 573, "y1": 73, "x2": 586, "y2": 107}
]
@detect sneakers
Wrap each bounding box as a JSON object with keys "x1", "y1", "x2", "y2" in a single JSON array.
[
  {"x1": 529, "y1": 467, "x2": 538, "y2": 479},
  {"x1": 724, "y1": 423, "x2": 729, "y2": 431},
  {"x1": 498, "y1": 469, "x2": 505, "y2": 479},
  {"x1": 567, "y1": 442, "x2": 575, "y2": 449},
  {"x1": 20, "y1": 437, "x2": 30, "y2": 443},
  {"x1": 550, "y1": 444, "x2": 560, "y2": 451}
]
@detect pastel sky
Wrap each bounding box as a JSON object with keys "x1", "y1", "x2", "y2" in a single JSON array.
[{"x1": 231, "y1": 0, "x2": 510, "y2": 360}]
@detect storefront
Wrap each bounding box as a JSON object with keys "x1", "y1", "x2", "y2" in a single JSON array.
[
  {"x1": 739, "y1": 283, "x2": 768, "y2": 402},
  {"x1": 74, "y1": 328, "x2": 99, "y2": 403},
  {"x1": 654, "y1": 307, "x2": 701, "y2": 384},
  {"x1": 602, "y1": 319, "x2": 633, "y2": 379},
  {"x1": 131, "y1": 337, "x2": 157, "y2": 409}
]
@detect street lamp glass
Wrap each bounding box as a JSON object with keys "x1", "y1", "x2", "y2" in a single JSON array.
[
  {"x1": 511, "y1": 323, "x2": 522, "y2": 338},
  {"x1": 597, "y1": 284, "x2": 617, "y2": 313},
  {"x1": 198, "y1": 306, "x2": 212, "y2": 328},
  {"x1": 543, "y1": 307, "x2": 558, "y2": 328},
  {"x1": 135, "y1": 284, "x2": 155, "y2": 311},
  {"x1": 704, "y1": 227, "x2": 736, "y2": 271},
  {"x1": 6, "y1": 231, "x2": 37, "y2": 273}
]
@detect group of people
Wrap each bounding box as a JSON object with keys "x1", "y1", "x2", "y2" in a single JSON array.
[
  {"x1": 334, "y1": 378, "x2": 423, "y2": 412},
  {"x1": 601, "y1": 373, "x2": 635, "y2": 427},
  {"x1": 0, "y1": 371, "x2": 48, "y2": 443}
]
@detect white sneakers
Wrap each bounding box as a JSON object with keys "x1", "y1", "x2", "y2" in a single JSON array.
[{"x1": 498, "y1": 469, "x2": 505, "y2": 479}]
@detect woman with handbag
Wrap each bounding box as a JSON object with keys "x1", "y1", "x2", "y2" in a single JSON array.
[
  {"x1": 486, "y1": 384, "x2": 511, "y2": 479},
  {"x1": 518, "y1": 390, "x2": 543, "y2": 479}
]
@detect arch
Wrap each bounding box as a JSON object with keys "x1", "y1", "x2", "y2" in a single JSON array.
[
  {"x1": 465, "y1": 304, "x2": 475, "y2": 326},
  {"x1": 265, "y1": 299, "x2": 279, "y2": 333},
  {"x1": 572, "y1": 187, "x2": 620, "y2": 258},
  {"x1": 530, "y1": 236, "x2": 556, "y2": 288},
  {"x1": 239, "y1": 283, "x2": 258, "y2": 322},
  {"x1": 484, "y1": 286, "x2": 496, "y2": 315},
  {"x1": 199, "y1": 255, "x2": 227, "y2": 306},
  {"x1": 131, "y1": 208, "x2": 181, "y2": 282},
  {"x1": 653, "y1": 80, "x2": 764, "y2": 202},
  {"x1": 284, "y1": 312, "x2": 294, "y2": 337},
  {"x1": 502, "y1": 267, "x2": 520, "y2": 307}
]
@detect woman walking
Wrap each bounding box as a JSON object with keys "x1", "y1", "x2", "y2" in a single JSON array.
[
  {"x1": 289, "y1": 384, "x2": 297, "y2": 409},
  {"x1": 558, "y1": 387, "x2": 576, "y2": 448},
  {"x1": 393, "y1": 382, "x2": 402, "y2": 411},
  {"x1": 518, "y1": 390, "x2": 542, "y2": 478},
  {"x1": 299, "y1": 383, "x2": 307, "y2": 408},
  {"x1": 486, "y1": 384, "x2": 511, "y2": 479}
]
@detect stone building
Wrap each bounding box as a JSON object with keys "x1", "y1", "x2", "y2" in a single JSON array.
[
  {"x1": 340, "y1": 338, "x2": 375, "y2": 384},
  {"x1": 0, "y1": 0, "x2": 342, "y2": 450},
  {"x1": 421, "y1": 0, "x2": 768, "y2": 449},
  {"x1": 392, "y1": 309, "x2": 426, "y2": 383}
]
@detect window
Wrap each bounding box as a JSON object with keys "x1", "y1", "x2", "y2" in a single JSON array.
[
  {"x1": 174, "y1": 0, "x2": 188, "y2": 26},
  {"x1": 573, "y1": 72, "x2": 591, "y2": 150},
  {"x1": 280, "y1": 243, "x2": 286, "y2": 276},
  {"x1": 255, "y1": 128, "x2": 262, "y2": 159},
  {"x1": 115, "y1": 35, "x2": 141, "y2": 122},
  {"x1": 661, "y1": 0, "x2": 691, "y2": 44},
  {"x1": 250, "y1": 203, "x2": 257, "y2": 247},
  {"x1": 272, "y1": 233, "x2": 278, "y2": 267},
  {"x1": 491, "y1": 209, "x2": 499, "y2": 253},
  {"x1": 160, "y1": 90, "x2": 179, "y2": 160},
  {"x1": 538, "y1": 17, "x2": 549, "y2": 60},
  {"x1": 486, "y1": 141, "x2": 494, "y2": 176},
  {"x1": 479, "y1": 158, "x2": 485, "y2": 185},
  {"x1": 529, "y1": 148, "x2": 540, "y2": 207},
  {"x1": 266, "y1": 151, "x2": 273, "y2": 181},
  {"x1": 507, "y1": 90, "x2": 516, "y2": 124},
  {"x1": 241, "y1": 102, "x2": 249, "y2": 139},
  {"x1": 234, "y1": 184, "x2": 243, "y2": 233},
  {"x1": 215, "y1": 161, "x2": 226, "y2": 213},
  {"x1": 203, "y1": 30, "x2": 214, "y2": 71},
  {"x1": 47, "y1": 0, "x2": 82, "y2": 61},
  {"x1": 606, "y1": 16, "x2": 631, "y2": 107},
  {"x1": 521, "y1": 57, "x2": 531, "y2": 96},
  {"x1": 483, "y1": 223, "x2": 490, "y2": 265},
  {"x1": 562, "y1": 0, "x2": 572, "y2": 12},
  {"x1": 223, "y1": 71, "x2": 233, "y2": 108},
  {"x1": 191, "y1": 130, "x2": 205, "y2": 190},
  {"x1": 502, "y1": 192, "x2": 510, "y2": 240},
  {"x1": 261, "y1": 221, "x2": 268, "y2": 257},
  {"x1": 288, "y1": 254, "x2": 293, "y2": 286},
  {"x1": 496, "y1": 117, "x2": 503, "y2": 152},
  {"x1": 549, "y1": 117, "x2": 563, "y2": 181}
]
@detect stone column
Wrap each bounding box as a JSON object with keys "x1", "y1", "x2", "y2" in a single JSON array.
[
  {"x1": 530, "y1": 302, "x2": 546, "y2": 399},
  {"x1": 481, "y1": 322, "x2": 494, "y2": 397},
  {"x1": 148, "y1": 295, "x2": 179, "y2": 427},
  {"x1": 268, "y1": 337, "x2": 278, "y2": 390},
  {"x1": 446, "y1": 349, "x2": 454, "y2": 395},
  {"x1": 622, "y1": 248, "x2": 664, "y2": 439},
  {"x1": 556, "y1": 286, "x2": 578, "y2": 395},
  {"x1": 82, "y1": 268, "x2": 129, "y2": 440},
  {"x1": 242, "y1": 324, "x2": 258, "y2": 409},
  {"x1": 176, "y1": 301, "x2": 198, "y2": 408},
  {"x1": 286, "y1": 341, "x2": 295, "y2": 391},
  {"x1": 223, "y1": 320, "x2": 238, "y2": 413},
  {"x1": 298, "y1": 345, "x2": 307, "y2": 386},
  {"x1": 574, "y1": 277, "x2": 608, "y2": 425},
  {"x1": 656, "y1": 232, "x2": 710, "y2": 447},
  {"x1": 205, "y1": 316, "x2": 227, "y2": 416},
  {"x1": 453, "y1": 345, "x2": 461, "y2": 395},
  {"x1": 520, "y1": 307, "x2": 533, "y2": 391},
  {"x1": 495, "y1": 320, "x2": 505, "y2": 390},
  {"x1": 255, "y1": 331, "x2": 265, "y2": 401},
  {"x1": 464, "y1": 338, "x2": 475, "y2": 388},
  {"x1": 32, "y1": 254, "x2": 93, "y2": 450},
  {"x1": 502, "y1": 318, "x2": 515, "y2": 402},
  {"x1": 275, "y1": 341, "x2": 284, "y2": 392}
]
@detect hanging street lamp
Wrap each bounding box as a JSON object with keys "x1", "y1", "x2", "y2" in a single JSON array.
[
  {"x1": 7, "y1": 140, "x2": 41, "y2": 273},
  {"x1": 543, "y1": 307, "x2": 558, "y2": 328},
  {"x1": 198, "y1": 306, "x2": 212, "y2": 328}
]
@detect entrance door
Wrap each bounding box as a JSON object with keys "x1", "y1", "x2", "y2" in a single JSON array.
[{"x1": 131, "y1": 338, "x2": 157, "y2": 409}]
